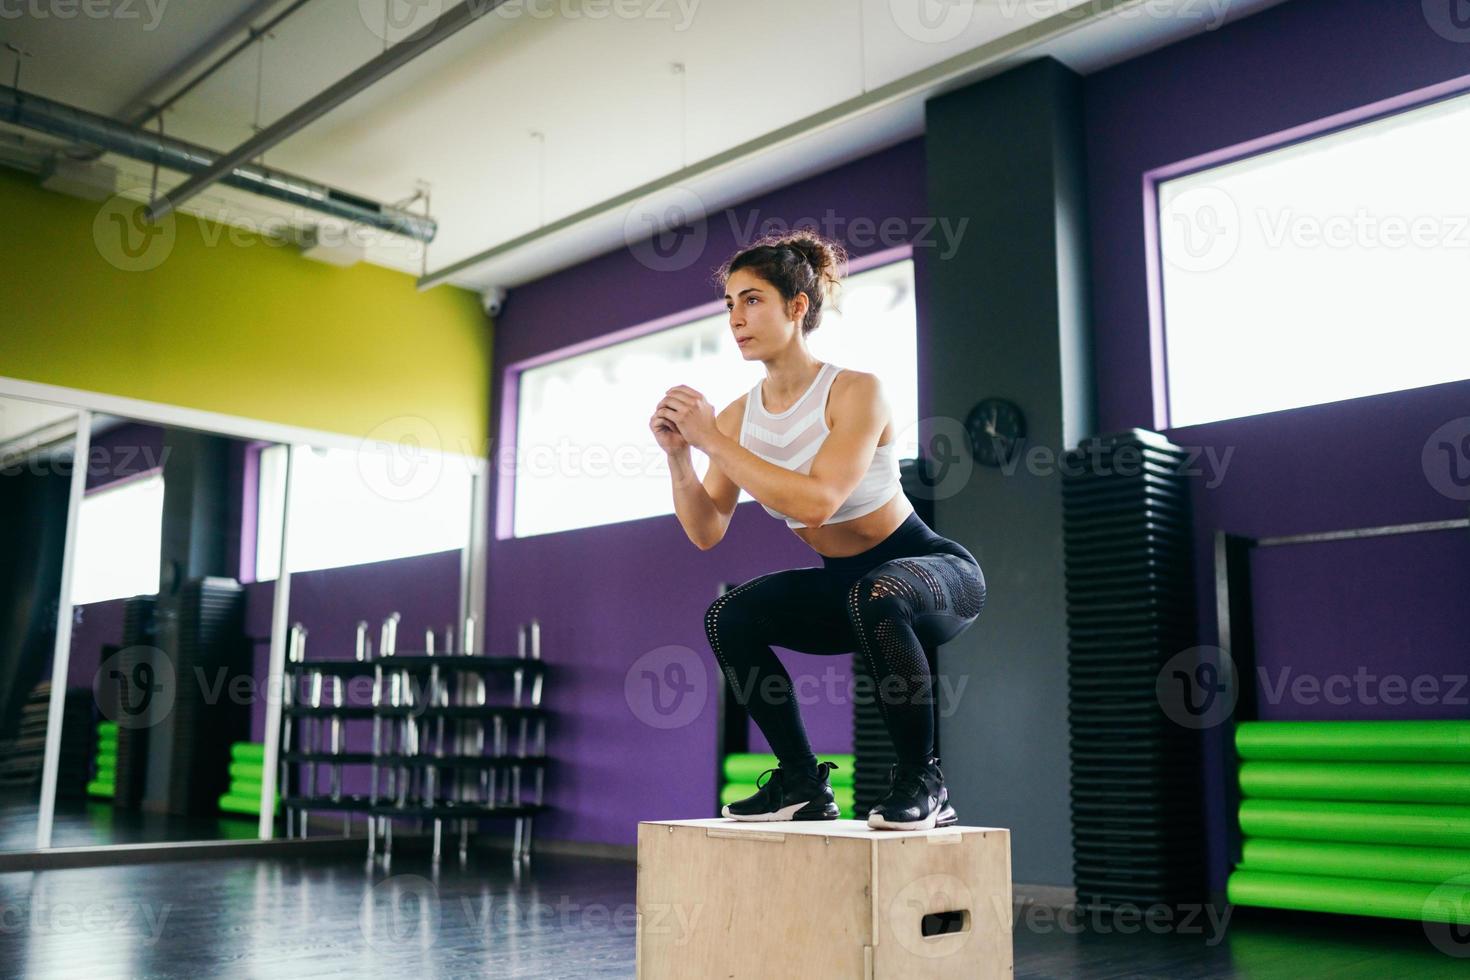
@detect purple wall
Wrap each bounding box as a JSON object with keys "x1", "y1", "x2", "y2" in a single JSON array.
[
  {"x1": 486, "y1": 139, "x2": 930, "y2": 847},
  {"x1": 1083, "y1": 0, "x2": 1470, "y2": 893}
]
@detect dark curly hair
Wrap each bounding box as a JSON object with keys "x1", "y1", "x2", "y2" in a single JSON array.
[{"x1": 714, "y1": 229, "x2": 848, "y2": 336}]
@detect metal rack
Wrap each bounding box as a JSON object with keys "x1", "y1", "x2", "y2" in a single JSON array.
[{"x1": 278, "y1": 615, "x2": 548, "y2": 862}]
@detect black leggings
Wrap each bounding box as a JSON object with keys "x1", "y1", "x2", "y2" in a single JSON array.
[{"x1": 704, "y1": 512, "x2": 986, "y2": 772}]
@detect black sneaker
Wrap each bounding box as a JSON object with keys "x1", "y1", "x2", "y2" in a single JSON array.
[
  {"x1": 721, "y1": 761, "x2": 841, "y2": 822},
  {"x1": 867, "y1": 756, "x2": 958, "y2": 831}
]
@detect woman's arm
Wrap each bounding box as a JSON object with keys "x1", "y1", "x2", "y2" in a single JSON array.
[
  {"x1": 676, "y1": 373, "x2": 889, "y2": 528},
  {"x1": 664, "y1": 400, "x2": 743, "y2": 549}
]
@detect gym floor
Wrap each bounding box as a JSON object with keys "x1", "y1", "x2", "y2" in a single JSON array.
[{"x1": 0, "y1": 852, "x2": 1462, "y2": 979}]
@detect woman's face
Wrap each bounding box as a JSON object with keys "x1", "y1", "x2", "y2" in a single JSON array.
[{"x1": 724, "y1": 267, "x2": 805, "y2": 358}]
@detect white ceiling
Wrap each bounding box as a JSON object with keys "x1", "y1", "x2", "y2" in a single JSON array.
[{"x1": 0, "y1": 0, "x2": 1288, "y2": 294}]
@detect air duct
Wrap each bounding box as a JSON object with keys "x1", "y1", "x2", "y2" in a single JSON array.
[{"x1": 0, "y1": 84, "x2": 436, "y2": 243}]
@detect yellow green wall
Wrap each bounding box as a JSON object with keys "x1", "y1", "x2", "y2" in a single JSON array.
[{"x1": 0, "y1": 167, "x2": 490, "y2": 453}]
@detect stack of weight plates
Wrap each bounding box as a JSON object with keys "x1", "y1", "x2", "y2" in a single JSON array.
[
  {"x1": 1063, "y1": 429, "x2": 1206, "y2": 908},
  {"x1": 851, "y1": 650, "x2": 898, "y2": 820},
  {"x1": 166, "y1": 577, "x2": 246, "y2": 817},
  {"x1": 112, "y1": 595, "x2": 157, "y2": 809}
]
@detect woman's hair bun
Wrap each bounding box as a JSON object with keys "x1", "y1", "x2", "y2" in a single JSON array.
[{"x1": 715, "y1": 228, "x2": 848, "y2": 336}]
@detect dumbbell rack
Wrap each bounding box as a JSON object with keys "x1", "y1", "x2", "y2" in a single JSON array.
[{"x1": 279, "y1": 615, "x2": 548, "y2": 862}]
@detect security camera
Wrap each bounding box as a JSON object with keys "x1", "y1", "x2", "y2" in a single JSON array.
[{"x1": 481, "y1": 286, "x2": 508, "y2": 317}]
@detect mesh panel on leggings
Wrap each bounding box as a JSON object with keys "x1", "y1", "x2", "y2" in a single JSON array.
[{"x1": 704, "y1": 578, "x2": 768, "y2": 695}]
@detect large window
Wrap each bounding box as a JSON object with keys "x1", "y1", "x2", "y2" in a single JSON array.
[
  {"x1": 1156, "y1": 89, "x2": 1470, "y2": 427},
  {"x1": 71, "y1": 474, "x2": 164, "y2": 605},
  {"x1": 513, "y1": 257, "x2": 919, "y2": 538},
  {"x1": 254, "y1": 443, "x2": 472, "y2": 580}
]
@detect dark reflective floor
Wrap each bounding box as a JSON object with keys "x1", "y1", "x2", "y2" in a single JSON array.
[
  {"x1": 0, "y1": 789, "x2": 263, "y2": 850},
  {"x1": 0, "y1": 850, "x2": 1466, "y2": 978}
]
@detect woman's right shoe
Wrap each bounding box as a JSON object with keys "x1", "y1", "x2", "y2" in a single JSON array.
[
  {"x1": 721, "y1": 761, "x2": 841, "y2": 822},
  {"x1": 867, "y1": 757, "x2": 958, "y2": 831}
]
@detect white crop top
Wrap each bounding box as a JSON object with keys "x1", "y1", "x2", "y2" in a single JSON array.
[{"x1": 738, "y1": 362, "x2": 902, "y2": 528}]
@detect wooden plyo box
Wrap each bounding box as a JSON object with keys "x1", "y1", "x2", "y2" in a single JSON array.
[{"x1": 635, "y1": 818, "x2": 1012, "y2": 979}]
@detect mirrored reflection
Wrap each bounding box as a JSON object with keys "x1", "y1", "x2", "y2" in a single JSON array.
[
  {"x1": 55, "y1": 415, "x2": 286, "y2": 848},
  {"x1": 274, "y1": 440, "x2": 472, "y2": 843},
  {"x1": 0, "y1": 395, "x2": 78, "y2": 852}
]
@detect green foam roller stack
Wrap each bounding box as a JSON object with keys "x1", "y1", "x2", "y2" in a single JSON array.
[
  {"x1": 1230, "y1": 720, "x2": 1470, "y2": 924},
  {"x1": 218, "y1": 741, "x2": 280, "y2": 817},
  {"x1": 87, "y1": 721, "x2": 118, "y2": 800}
]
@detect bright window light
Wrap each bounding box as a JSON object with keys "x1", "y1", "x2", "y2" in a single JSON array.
[
  {"x1": 72, "y1": 475, "x2": 163, "y2": 605},
  {"x1": 1157, "y1": 90, "x2": 1470, "y2": 427},
  {"x1": 254, "y1": 443, "x2": 472, "y2": 580},
  {"x1": 513, "y1": 257, "x2": 919, "y2": 538}
]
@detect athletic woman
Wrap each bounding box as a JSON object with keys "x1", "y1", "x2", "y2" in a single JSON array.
[{"x1": 649, "y1": 230, "x2": 986, "y2": 832}]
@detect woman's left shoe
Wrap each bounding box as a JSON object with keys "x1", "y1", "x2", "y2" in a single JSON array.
[{"x1": 867, "y1": 756, "x2": 958, "y2": 831}]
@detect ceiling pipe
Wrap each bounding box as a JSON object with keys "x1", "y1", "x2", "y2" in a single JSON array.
[
  {"x1": 0, "y1": 84, "x2": 436, "y2": 242},
  {"x1": 145, "y1": 0, "x2": 511, "y2": 225}
]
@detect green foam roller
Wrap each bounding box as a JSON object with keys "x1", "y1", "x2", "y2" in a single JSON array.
[
  {"x1": 229, "y1": 761, "x2": 266, "y2": 782},
  {"x1": 97, "y1": 721, "x2": 118, "y2": 737},
  {"x1": 1228, "y1": 869, "x2": 1470, "y2": 924},
  {"x1": 1241, "y1": 838, "x2": 1470, "y2": 884},
  {"x1": 1240, "y1": 800, "x2": 1470, "y2": 847},
  {"x1": 86, "y1": 780, "x2": 115, "y2": 799},
  {"x1": 722, "y1": 753, "x2": 855, "y2": 786},
  {"x1": 230, "y1": 780, "x2": 264, "y2": 798},
  {"x1": 218, "y1": 792, "x2": 280, "y2": 817},
  {"x1": 1237, "y1": 721, "x2": 1470, "y2": 762},
  {"x1": 1241, "y1": 761, "x2": 1470, "y2": 804},
  {"x1": 230, "y1": 742, "x2": 267, "y2": 763}
]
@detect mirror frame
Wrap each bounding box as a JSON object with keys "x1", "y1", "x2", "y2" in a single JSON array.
[{"x1": 0, "y1": 374, "x2": 490, "y2": 852}]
